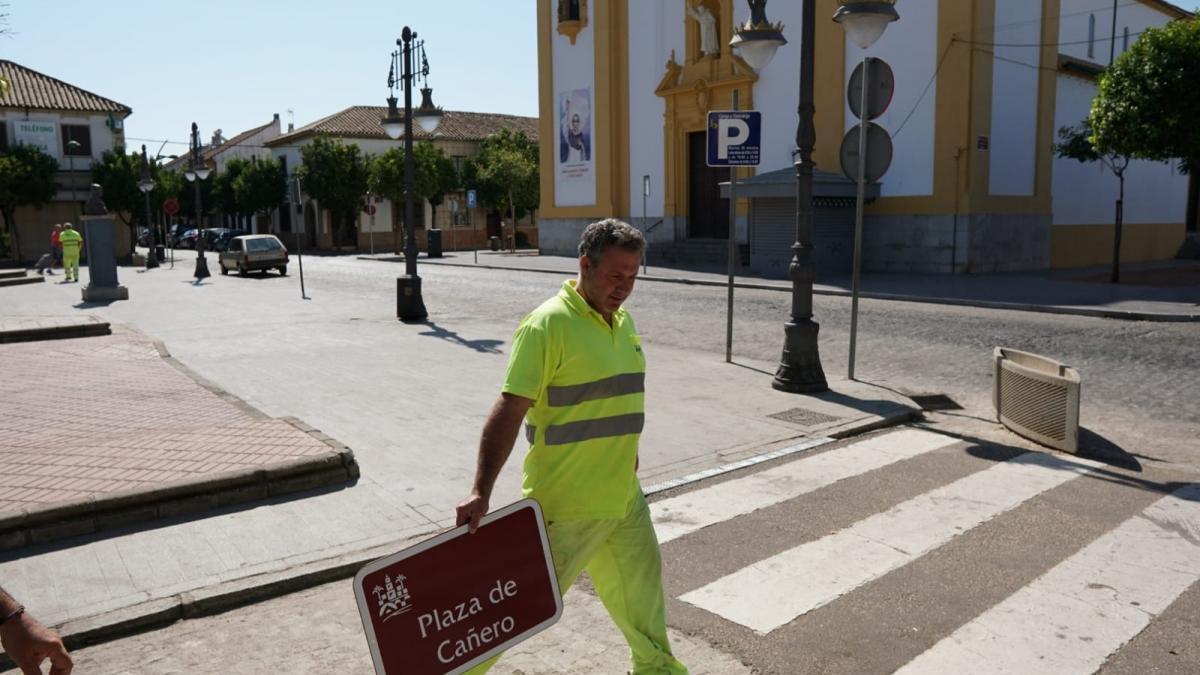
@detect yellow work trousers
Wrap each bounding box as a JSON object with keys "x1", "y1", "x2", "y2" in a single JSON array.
[
  {"x1": 63, "y1": 251, "x2": 80, "y2": 281},
  {"x1": 467, "y1": 491, "x2": 688, "y2": 675}
]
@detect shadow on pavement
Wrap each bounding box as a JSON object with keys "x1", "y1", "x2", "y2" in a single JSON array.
[
  {"x1": 417, "y1": 321, "x2": 504, "y2": 354},
  {"x1": 1076, "y1": 427, "x2": 1146, "y2": 472}
]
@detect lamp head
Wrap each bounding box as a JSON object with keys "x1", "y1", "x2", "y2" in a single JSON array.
[
  {"x1": 834, "y1": 1, "x2": 899, "y2": 50},
  {"x1": 730, "y1": 0, "x2": 787, "y2": 72},
  {"x1": 414, "y1": 87, "x2": 444, "y2": 134},
  {"x1": 381, "y1": 95, "x2": 404, "y2": 140}
]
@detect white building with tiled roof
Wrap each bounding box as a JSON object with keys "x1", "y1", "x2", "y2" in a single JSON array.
[
  {"x1": 263, "y1": 105, "x2": 539, "y2": 252},
  {"x1": 0, "y1": 60, "x2": 134, "y2": 262}
]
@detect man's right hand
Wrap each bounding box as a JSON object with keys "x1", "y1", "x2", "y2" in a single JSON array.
[
  {"x1": 455, "y1": 492, "x2": 489, "y2": 534},
  {"x1": 0, "y1": 612, "x2": 73, "y2": 675}
]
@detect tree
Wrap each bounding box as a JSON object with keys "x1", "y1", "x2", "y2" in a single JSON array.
[
  {"x1": 212, "y1": 157, "x2": 250, "y2": 221},
  {"x1": 0, "y1": 143, "x2": 58, "y2": 260},
  {"x1": 297, "y1": 136, "x2": 369, "y2": 246},
  {"x1": 1089, "y1": 18, "x2": 1200, "y2": 173},
  {"x1": 92, "y1": 150, "x2": 144, "y2": 253},
  {"x1": 465, "y1": 130, "x2": 539, "y2": 250},
  {"x1": 233, "y1": 157, "x2": 287, "y2": 223},
  {"x1": 1056, "y1": 120, "x2": 1130, "y2": 283},
  {"x1": 368, "y1": 143, "x2": 458, "y2": 254}
]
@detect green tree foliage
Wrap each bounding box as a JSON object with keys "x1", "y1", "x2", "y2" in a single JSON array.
[
  {"x1": 212, "y1": 156, "x2": 249, "y2": 218},
  {"x1": 0, "y1": 143, "x2": 58, "y2": 260},
  {"x1": 297, "y1": 136, "x2": 369, "y2": 245},
  {"x1": 233, "y1": 157, "x2": 287, "y2": 219},
  {"x1": 368, "y1": 143, "x2": 458, "y2": 252},
  {"x1": 464, "y1": 129, "x2": 539, "y2": 221},
  {"x1": 170, "y1": 169, "x2": 214, "y2": 224},
  {"x1": 91, "y1": 150, "x2": 144, "y2": 230},
  {"x1": 1089, "y1": 18, "x2": 1200, "y2": 173}
]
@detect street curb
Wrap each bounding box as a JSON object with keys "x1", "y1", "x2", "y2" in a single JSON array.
[
  {"x1": 23, "y1": 408, "x2": 917, "y2": 658},
  {"x1": 0, "y1": 342, "x2": 360, "y2": 554},
  {"x1": 0, "y1": 320, "x2": 111, "y2": 344},
  {"x1": 360, "y1": 256, "x2": 1200, "y2": 323}
]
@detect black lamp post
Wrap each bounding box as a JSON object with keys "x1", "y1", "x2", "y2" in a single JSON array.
[
  {"x1": 183, "y1": 122, "x2": 212, "y2": 280},
  {"x1": 381, "y1": 26, "x2": 443, "y2": 322},
  {"x1": 732, "y1": 0, "x2": 827, "y2": 392},
  {"x1": 138, "y1": 145, "x2": 157, "y2": 269}
]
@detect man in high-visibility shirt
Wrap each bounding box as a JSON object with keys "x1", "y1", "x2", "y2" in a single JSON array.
[
  {"x1": 58, "y1": 222, "x2": 83, "y2": 283},
  {"x1": 457, "y1": 219, "x2": 687, "y2": 675}
]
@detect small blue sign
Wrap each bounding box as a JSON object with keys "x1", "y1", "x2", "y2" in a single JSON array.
[
  {"x1": 466, "y1": 189, "x2": 477, "y2": 209},
  {"x1": 706, "y1": 111, "x2": 762, "y2": 167}
]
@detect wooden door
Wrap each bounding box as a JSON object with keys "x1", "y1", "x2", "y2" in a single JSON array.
[{"x1": 687, "y1": 131, "x2": 730, "y2": 239}]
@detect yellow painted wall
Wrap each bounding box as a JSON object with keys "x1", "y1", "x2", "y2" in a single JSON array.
[{"x1": 1050, "y1": 222, "x2": 1185, "y2": 268}]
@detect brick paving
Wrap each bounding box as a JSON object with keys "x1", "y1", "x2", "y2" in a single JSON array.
[{"x1": 0, "y1": 327, "x2": 337, "y2": 514}]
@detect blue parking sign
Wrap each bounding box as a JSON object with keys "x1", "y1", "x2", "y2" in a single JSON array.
[
  {"x1": 706, "y1": 111, "x2": 762, "y2": 167},
  {"x1": 467, "y1": 189, "x2": 477, "y2": 209}
]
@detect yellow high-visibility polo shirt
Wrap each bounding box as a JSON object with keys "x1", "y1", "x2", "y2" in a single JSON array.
[{"x1": 503, "y1": 279, "x2": 645, "y2": 521}]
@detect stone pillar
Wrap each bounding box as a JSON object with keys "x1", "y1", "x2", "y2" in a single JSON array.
[{"x1": 81, "y1": 184, "x2": 130, "y2": 302}]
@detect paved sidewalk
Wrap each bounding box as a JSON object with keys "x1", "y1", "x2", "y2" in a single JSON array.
[
  {"x1": 0, "y1": 323, "x2": 358, "y2": 550},
  {"x1": 365, "y1": 251, "x2": 1200, "y2": 321}
]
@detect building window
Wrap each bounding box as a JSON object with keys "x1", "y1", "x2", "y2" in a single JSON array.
[
  {"x1": 1087, "y1": 14, "x2": 1096, "y2": 58},
  {"x1": 61, "y1": 125, "x2": 92, "y2": 156},
  {"x1": 0, "y1": 121, "x2": 7, "y2": 152},
  {"x1": 452, "y1": 155, "x2": 466, "y2": 176},
  {"x1": 556, "y1": 0, "x2": 588, "y2": 45},
  {"x1": 1123, "y1": 26, "x2": 1130, "y2": 52}
]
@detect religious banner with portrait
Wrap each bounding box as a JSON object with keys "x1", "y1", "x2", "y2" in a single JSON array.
[{"x1": 554, "y1": 87, "x2": 595, "y2": 207}]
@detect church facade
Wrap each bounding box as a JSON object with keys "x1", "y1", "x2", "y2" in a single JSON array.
[{"x1": 535, "y1": 0, "x2": 1195, "y2": 274}]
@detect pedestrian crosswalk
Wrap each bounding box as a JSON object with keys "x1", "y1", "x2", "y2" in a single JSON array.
[{"x1": 650, "y1": 427, "x2": 1200, "y2": 674}]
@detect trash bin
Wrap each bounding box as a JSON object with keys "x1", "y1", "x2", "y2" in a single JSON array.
[
  {"x1": 155, "y1": 244, "x2": 166, "y2": 262},
  {"x1": 427, "y1": 229, "x2": 443, "y2": 258},
  {"x1": 489, "y1": 236, "x2": 500, "y2": 252}
]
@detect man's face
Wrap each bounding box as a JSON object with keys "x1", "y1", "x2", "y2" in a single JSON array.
[
  {"x1": 579, "y1": 247, "x2": 641, "y2": 320},
  {"x1": 571, "y1": 114, "x2": 581, "y2": 134}
]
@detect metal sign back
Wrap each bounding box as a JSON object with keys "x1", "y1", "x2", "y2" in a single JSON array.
[
  {"x1": 848, "y1": 57, "x2": 895, "y2": 121},
  {"x1": 354, "y1": 499, "x2": 562, "y2": 675},
  {"x1": 840, "y1": 122, "x2": 894, "y2": 183}
]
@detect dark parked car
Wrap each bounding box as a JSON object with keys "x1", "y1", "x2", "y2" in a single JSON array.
[
  {"x1": 178, "y1": 229, "x2": 199, "y2": 249},
  {"x1": 219, "y1": 235, "x2": 289, "y2": 276},
  {"x1": 209, "y1": 228, "x2": 248, "y2": 252},
  {"x1": 167, "y1": 223, "x2": 192, "y2": 248}
]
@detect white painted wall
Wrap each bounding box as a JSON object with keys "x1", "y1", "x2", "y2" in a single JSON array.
[
  {"x1": 841, "y1": 0, "x2": 938, "y2": 197},
  {"x1": 988, "y1": 0, "x2": 1042, "y2": 196},
  {"x1": 1059, "y1": 0, "x2": 1172, "y2": 67},
  {"x1": 551, "y1": 0, "x2": 597, "y2": 207},
  {"x1": 1051, "y1": 74, "x2": 1186, "y2": 225},
  {"x1": 626, "y1": 1, "x2": 678, "y2": 218},
  {"x1": 213, "y1": 118, "x2": 280, "y2": 174}
]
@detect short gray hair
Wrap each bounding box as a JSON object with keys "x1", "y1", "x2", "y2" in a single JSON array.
[{"x1": 578, "y1": 218, "x2": 645, "y2": 264}]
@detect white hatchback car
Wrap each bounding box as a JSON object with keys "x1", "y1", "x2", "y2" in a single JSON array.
[{"x1": 219, "y1": 234, "x2": 289, "y2": 276}]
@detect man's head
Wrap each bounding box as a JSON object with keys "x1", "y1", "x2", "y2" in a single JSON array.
[
  {"x1": 570, "y1": 114, "x2": 582, "y2": 135},
  {"x1": 577, "y1": 219, "x2": 645, "y2": 320},
  {"x1": 63, "y1": 222, "x2": 74, "y2": 230},
  {"x1": 53, "y1": 224, "x2": 62, "y2": 232}
]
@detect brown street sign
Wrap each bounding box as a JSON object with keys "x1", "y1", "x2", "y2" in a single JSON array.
[{"x1": 354, "y1": 500, "x2": 562, "y2": 675}]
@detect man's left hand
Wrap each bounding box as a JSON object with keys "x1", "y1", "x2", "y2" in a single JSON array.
[{"x1": 0, "y1": 612, "x2": 73, "y2": 675}]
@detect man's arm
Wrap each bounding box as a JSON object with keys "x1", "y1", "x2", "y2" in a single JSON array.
[
  {"x1": 455, "y1": 393, "x2": 534, "y2": 534},
  {"x1": 0, "y1": 586, "x2": 72, "y2": 675}
]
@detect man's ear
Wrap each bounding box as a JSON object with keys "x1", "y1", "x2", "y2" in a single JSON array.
[{"x1": 579, "y1": 254, "x2": 591, "y2": 276}]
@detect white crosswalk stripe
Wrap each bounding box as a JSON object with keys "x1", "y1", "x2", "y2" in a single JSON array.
[
  {"x1": 895, "y1": 482, "x2": 1200, "y2": 675},
  {"x1": 677, "y1": 450, "x2": 1105, "y2": 634},
  {"x1": 651, "y1": 428, "x2": 959, "y2": 544}
]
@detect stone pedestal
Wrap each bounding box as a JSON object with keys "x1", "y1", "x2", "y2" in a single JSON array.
[{"x1": 80, "y1": 185, "x2": 129, "y2": 302}]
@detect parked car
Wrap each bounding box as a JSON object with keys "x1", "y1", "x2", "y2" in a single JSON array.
[
  {"x1": 219, "y1": 234, "x2": 289, "y2": 276},
  {"x1": 167, "y1": 223, "x2": 192, "y2": 248},
  {"x1": 178, "y1": 229, "x2": 199, "y2": 249},
  {"x1": 209, "y1": 228, "x2": 248, "y2": 253}
]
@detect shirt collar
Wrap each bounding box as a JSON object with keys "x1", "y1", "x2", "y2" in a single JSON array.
[{"x1": 560, "y1": 279, "x2": 624, "y2": 325}]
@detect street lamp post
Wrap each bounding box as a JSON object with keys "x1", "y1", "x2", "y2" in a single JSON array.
[
  {"x1": 183, "y1": 122, "x2": 212, "y2": 280},
  {"x1": 65, "y1": 139, "x2": 82, "y2": 222},
  {"x1": 381, "y1": 26, "x2": 443, "y2": 322},
  {"x1": 138, "y1": 145, "x2": 157, "y2": 269}
]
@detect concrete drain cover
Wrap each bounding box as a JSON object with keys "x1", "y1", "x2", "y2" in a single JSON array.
[{"x1": 768, "y1": 408, "x2": 843, "y2": 427}]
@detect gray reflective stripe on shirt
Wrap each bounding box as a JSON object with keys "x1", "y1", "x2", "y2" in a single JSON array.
[
  {"x1": 543, "y1": 413, "x2": 645, "y2": 446},
  {"x1": 546, "y1": 373, "x2": 645, "y2": 407},
  {"x1": 525, "y1": 424, "x2": 536, "y2": 444}
]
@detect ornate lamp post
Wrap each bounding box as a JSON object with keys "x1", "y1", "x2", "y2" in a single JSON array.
[
  {"x1": 732, "y1": 0, "x2": 827, "y2": 393},
  {"x1": 381, "y1": 27, "x2": 443, "y2": 322},
  {"x1": 183, "y1": 122, "x2": 212, "y2": 280},
  {"x1": 137, "y1": 145, "x2": 158, "y2": 269}
]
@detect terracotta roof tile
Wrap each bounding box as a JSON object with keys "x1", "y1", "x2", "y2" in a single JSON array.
[
  {"x1": 265, "y1": 105, "x2": 538, "y2": 146},
  {"x1": 0, "y1": 60, "x2": 131, "y2": 114}
]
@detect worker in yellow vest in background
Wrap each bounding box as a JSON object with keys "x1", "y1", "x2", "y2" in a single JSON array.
[{"x1": 59, "y1": 222, "x2": 83, "y2": 283}]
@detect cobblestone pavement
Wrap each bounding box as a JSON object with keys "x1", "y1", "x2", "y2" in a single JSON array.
[{"x1": 0, "y1": 328, "x2": 337, "y2": 513}]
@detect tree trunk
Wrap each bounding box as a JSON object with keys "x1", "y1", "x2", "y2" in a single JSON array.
[
  {"x1": 1111, "y1": 171, "x2": 1125, "y2": 284},
  {"x1": 1187, "y1": 161, "x2": 1198, "y2": 233},
  {"x1": 1, "y1": 207, "x2": 18, "y2": 260}
]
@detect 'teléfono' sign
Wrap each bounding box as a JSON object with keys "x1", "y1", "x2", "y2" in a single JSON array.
[{"x1": 354, "y1": 500, "x2": 562, "y2": 674}]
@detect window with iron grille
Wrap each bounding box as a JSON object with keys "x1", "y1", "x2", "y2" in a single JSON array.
[{"x1": 61, "y1": 125, "x2": 92, "y2": 156}]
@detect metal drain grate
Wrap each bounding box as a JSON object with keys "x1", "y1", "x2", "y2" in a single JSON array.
[
  {"x1": 910, "y1": 394, "x2": 963, "y2": 411},
  {"x1": 768, "y1": 408, "x2": 843, "y2": 427}
]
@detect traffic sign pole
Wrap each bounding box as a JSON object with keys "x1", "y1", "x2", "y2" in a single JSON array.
[
  {"x1": 849, "y1": 56, "x2": 869, "y2": 381},
  {"x1": 726, "y1": 90, "x2": 740, "y2": 365}
]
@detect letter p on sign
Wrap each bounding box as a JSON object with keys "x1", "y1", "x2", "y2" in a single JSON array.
[{"x1": 707, "y1": 111, "x2": 761, "y2": 167}]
